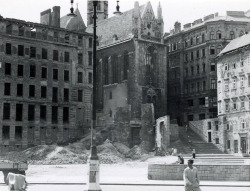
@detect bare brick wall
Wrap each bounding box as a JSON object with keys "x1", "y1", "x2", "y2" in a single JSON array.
[{"x1": 148, "y1": 164, "x2": 250, "y2": 181}]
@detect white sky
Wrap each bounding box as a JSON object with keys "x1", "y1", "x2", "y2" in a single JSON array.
[{"x1": 0, "y1": 0, "x2": 250, "y2": 33}]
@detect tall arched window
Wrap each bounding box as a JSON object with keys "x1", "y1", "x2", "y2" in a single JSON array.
[
  {"x1": 217, "y1": 31, "x2": 222, "y2": 39},
  {"x1": 210, "y1": 31, "x2": 215, "y2": 40},
  {"x1": 146, "y1": 46, "x2": 156, "y2": 85},
  {"x1": 104, "y1": 57, "x2": 109, "y2": 85},
  {"x1": 123, "y1": 51, "x2": 129, "y2": 80},
  {"x1": 111, "y1": 54, "x2": 118, "y2": 83}
]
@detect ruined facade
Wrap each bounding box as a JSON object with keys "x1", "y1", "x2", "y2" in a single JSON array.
[
  {"x1": 0, "y1": 6, "x2": 92, "y2": 151},
  {"x1": 86, "y1": 2, "x2": 167, "y2": 148},
  {"x1": 165, "y1": 11, "x2": 250, "y2": 125}
]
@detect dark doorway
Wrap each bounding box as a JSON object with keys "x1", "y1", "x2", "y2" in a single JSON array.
[
  {"x1": 241, "y1": 137, "x2": 247, "y2": 154},
  {"x1": 208, "y1": 132, "x2": 212, "y2": 142},
  {"x1": 131, "y1": 126, "x2": 141, "y2": 147},
  {"x1": 234, "y1": 140, "x2": 238, "y2": 153}
]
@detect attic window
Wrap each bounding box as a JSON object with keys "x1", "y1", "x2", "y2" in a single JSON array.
[{"x1": 113, "y1": 34, "x2": 118, "y2": 41}]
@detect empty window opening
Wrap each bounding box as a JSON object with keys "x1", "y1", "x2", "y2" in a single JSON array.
[
  {"x1": 41, "y1": 67, "x2": 47, "y2": 79},
  {"x1": 64, "y1": 70, "x2": 69, "y2": 81},
  {"x1": 78, "y1": 89, "x2": 83, "y2": 102},
  {"x1": 41, "y1": 86, "x2": 47, "y2": 98},
  {"x1": 52, "y1": 106, "x2": 58, "y2": 123},
  {"x1": 15, "y1": 126, "x2": 22, "y2": 141},
  {"x1": 64, "y1": 88, "x2": 69, "y2": 102},
  {"x1": 53, "y1": 50, "x2": 59, "y2": 61},
  {"x1": 18, "y1": 45, "x2": 24, "y2": 56},
  {"x1": 78, "y1": 53, "x2": 83, "y2": 65},
  {"x1": 78, "y1": 72, "x2": 83, "y2": 83},
  {"x1": 29, "y1": 85, "x2": 35, "y2": 97},
  {"x1": 16, "y1": 104, "x2": 23, "y2": 121},
  {"x1": 52, "y1": 87, "x2": 58, "y2": 102},
  {"x1": 17, "y1": 65, "x2": 23, "y2": 77},
  {"x1": 2, "y1": 126, "x2": 10, "y2": 140},
  {"x1": 63, "y1": 107, "x2": 69, "y2": 123},
  {"x1": 42, "y1": 48, "x2": 48, "y2": 59},
  {"x1": 17, "y1": 84, "x2": 23, "y2": 96},
  {"x1": 3, "y1": 103, "x2": 11, "y2": 120},
  {"x1": 53, "y1": 69, "x2": 58, "y2": 80},
  {"x1": 30, "y1": 64, "x2": 36, "y2": 77},
  {"x1": 6, "y1": 43, "x2": 11, "y2": 54},
  {"x1": 5, "y1": 63, "x2": 11, "y2": 75},
  {"x1": 30, "y1": 47, "x2": 36, "y2": 58},
  {"x1": 64, "y1": 52, "x2": 70, "y2": 62},
  {"x1": 40, "y1": 105, "x2": 47, "y2": 120},
  {"x1": 4, "y1": 83, "x2": 11, "y2": 96},
  {"x1": 28, "y1": 104, "x2": 35, "y2": 121}
]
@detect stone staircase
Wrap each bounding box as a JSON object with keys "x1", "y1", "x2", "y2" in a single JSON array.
[{"x1": 171, "y1": 125, "x2": 224, "y2": 155}]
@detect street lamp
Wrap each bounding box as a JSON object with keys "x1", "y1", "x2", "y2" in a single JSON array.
[
  {"x1": 67, "y1": 1, "x2": 101, "y2": 190},
  {"x1": 85, "y1": 1, "x2": 101, "y2": 191}
]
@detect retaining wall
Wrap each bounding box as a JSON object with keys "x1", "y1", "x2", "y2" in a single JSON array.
[{"x1": 148, "y1": 164, "x2": 250, "y2": 181}]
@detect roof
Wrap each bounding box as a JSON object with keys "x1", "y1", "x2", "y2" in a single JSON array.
[
  {"x1": 218, "y1": 33, "x2": 250, "y2": 56},
  {"x1": 167, "y1": 15, "x2": 250, "y2": 38},
  {"x1": 86, "y1": 4, "x2": 146, "y2": 48},
  {"x1": 60, "y1": 8, "x2": 86, "y2": 31}
]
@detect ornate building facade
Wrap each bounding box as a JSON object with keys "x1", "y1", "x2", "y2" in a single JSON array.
[
  {"x1": 165, "y1": 11, "x2": 250, "y2": 125},
  {"x1": 0, "y1": 6, "x2": 92, "y2": 151},
  {"x1": 86, "y1": 1, "x2": 167, "y2": 147},
  {"x1": 217, "y1": 34, "x2": 250, "y2": 155}
]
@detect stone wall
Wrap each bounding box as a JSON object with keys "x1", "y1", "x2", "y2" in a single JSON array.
[
  {"x1": 170, "y1": 123, "x2": 179, "y2": 142},
  {"x1": 148, "y1": 164, "x2": 250, "y2": 181}
]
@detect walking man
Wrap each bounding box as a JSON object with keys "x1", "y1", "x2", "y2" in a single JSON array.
[{"x1": 183, "y1": 159, "x2": 201, "y2": 191}]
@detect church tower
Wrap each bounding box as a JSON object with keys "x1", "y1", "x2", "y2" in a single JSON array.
[{"x1": 87, "y1": 0, "x2": 108, "y2": 25}]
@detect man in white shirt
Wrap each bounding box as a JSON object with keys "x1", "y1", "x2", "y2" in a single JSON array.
[{"x1": 183, "y1": 159, "x2": 201, "y2": 191}]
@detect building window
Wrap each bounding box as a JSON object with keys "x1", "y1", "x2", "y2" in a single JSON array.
[
  {"x1": 28, "y1": 104, "x2": 35, "y2": 121},
  {"x1": 52, "y1": 87, "x2": 58, "y2": 102},
  {"x1": 64, "y1": 52, "x2": 70, "y2": 62},
  {"x1": 78, "y1": 72, "x2": 83, "y2": 83},
  {"x1": 78, "y1": 35, "x2": 83, "y2": 46},
  {"x1": 208, "y1": 122, "x2": 211, "y2": 130},
  {"x1": 41, "y1": 67, "x2": 47, "y2": 79},
  {"x1": 30, "y1": 47, "x2": 36, "y2": 58},
  {"x1": 17, "y1": 84, "x2": 23, "y2": 96},
  {"x1": 78, "y1": 53, "x2": 83, "y2": 65},
  {"x1": 232, "y1": 62, "x2": 236, "y2": 69},
  {"x1": 232, "y1": 79, "x2": 237, "y2": 89},
  {"x1": 4, "y1": 83, "x2": 11, "y2": 96},
  {"x1": 16, "y1": 104, "x2": 23, "y2": 121},
  {"x1": 5, "y1": 63, "x2": 11, "y2": 75},
  {"x1": 196, "y1": 50, "x2": 199, "y2": 58},
  {"x1": 18, "y1": 45, "x2": 24, "y2": 56},
  {"x1": 187, "y1": 99, "x2": 193, "y2": 107},
  {"x1": 41, "y1": 86, "x2": 47, "y2": 98},
  {"x1": 63, "y1": 107, "x2": 69, "y2": 123},
  {"x1": 225, "y1": 63, "x2": 228, "y2": 71},
  {"x1": 42, "y1": 48, "x2": 48, "y2": 59},
  {"x1": 217, "y1": 31, "x2": 222, "y2": 39},
  {"x1": 188, "y1": 115, "x2": 193, "y2": 121},
  {"x1": 226, "y1": 124, "x2": 230, "y2": 131},
  {"x1": 190, "y1": 37, "x2": 193, "y2": 45},
  {"x1": 248, "y1": 75, "x2": 250, "y2": 86},
  {"x1": 53, "y1": 69, "x2": 58, "y2": 80},
  {"x1": 241, "y1": 120, "x2": 246, "y2": 129},
  {"x1": 30, "y1": 64, "x2": 36, "y2": 77},
  {"x1": 241, "y1": 101, "x2": 245, "y2": 109},
  {"x1": 224, "y1": 80, "x2": 229, "y2": 91},
  {"x1": 64, "y1": 32, "x2": 69, "y2": 43},
  {"x1": 191, "y1": 66, "x2": 194, "y2": 75},
  {"x1": 202, "y1": 63, "x2": 205, "y2": 72},
  {"x1": 202, "y1": 49, "x2": 205, "y2": 57},
  {"x1": 15, "y1": 126, "x2": 22, "y2": 141},
  {"x1": 6, "y1": 23, "x2": 12, "y2": 34},
  {"x1": 64, "y1": 88, "x2": 69, "y2": 102},
  {"x1": 199, "y1": 114, "x2": 205, "y2": 120},
  {"x1": 227, "y1": 140, "x2": 230, "y2": 149},
  {"x1": 233, "y1": 101, "x2": 237, "y2": 110},
  {"x1": 217, "y1": 45, "x2": 222, "y2": 54},
  {"x1": 215, "y1": 138, "x2": 219, "y2": 144},
  {"x1": 191, "y1": 52, "x2": 194, "y2": 61},
  {"x1": 40, "y1": 105, "x2": 47, "y2": 121},
  {"x1": 210, "y1": 31, "x2": 215, "y2": 40},
  {"x1": 6, "y1": 43, "x2": 11, "y2": 54},
  {"x1": 88, "y1": 52, "x2": 92, "y2": 66},
  {"x1": 52, "y1": 106, "x2": 58, "y2": 124},
  {"x1": 202, "y1": 81, "x2": 206, "y2": 91},
  {"x1": 17, "y1": 65, "x2": 23, "y2": 77},
  {"x1": 109, "y1": 110, "x2": 112, "y2": 117},
  {"x1": 64, "y1": 70, "x2": 69, "y2": 82},
  {"x1": 197, "y1": 82, "x2": 200, "y2": 92},
  {"x1": 88, "y1": 72, "x2": 92, "y2": 84},
  {"x1": 3, "y1": 103, "x2": 11, "y2": 120},
  {"x1": 196, "y1": 36, "x2": 199, "y2": 44},
  {"x1": 225, "y1": 102, "x2": 229, "y2": 111},
  {"x1": 210, "y1": 46, "x2": 215, "y2": 55},
  {"x1": 215, "y1": 121, "x2": 219, "y2": 131},
  {"x1": 2, "y1": 126, "x2": 10, "y2": 140},
  {"x1": 78, "y1": 89, "x2": 83, "y2": 102},
  {"x1": 211, "y1": 63, "x2": 215, "y2": 71},
  {"x1": 89, "y1": 38, "x2": 92, "y2": 48},
  {"x1": 240, "y1": 77, "x2": 244, "y2": 87},
  {"x1": 124, "y1": 51, "x2": 129, "y2": 80},
  {"x1": 199, "y1": 97, "x2": 205, "y2": 105},
  {"x1": 29, "y1": 85, "x2": 35, "y2": 97},
  {"x1": 185, "y1": 68, "x2": 188, "y2": 76},
  {"x1": 230, "y1": 31, "x2": 235, "y2": 39},
  {"x1": 54, "y1": 32, "x2": 58, "y2": 42},
  {"x1": 202, "y1": 34, "x2": 205, "y2": 43},
  {"x1": 211, "y1": 79, "x2": 216, "y2": 89},
  {"x1": 53, "y1": 50, "x2": 59, "y2": 61}
]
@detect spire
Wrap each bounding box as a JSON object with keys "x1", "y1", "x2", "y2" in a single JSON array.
[
  {"x1": 113, "y1": 1, "x2": 122, "y2": 16},
  {"x1": 157, "y1": 2, "x2": 162, "y2": 20}
]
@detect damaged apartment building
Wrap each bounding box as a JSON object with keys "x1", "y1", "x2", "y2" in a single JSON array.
[
  {"x1": 0, "y1": 6, "x2": 93, "y2": 151},
  {"x1": 165, "y1": 11, "x2": 250, "y2": 125},
  {"x1": 86, "y1": 1, "x2": 168, "y2": 149}
]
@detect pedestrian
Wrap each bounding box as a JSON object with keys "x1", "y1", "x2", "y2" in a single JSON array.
[
  {"x1": 185, "y1": 124, "x2": 188, "y2": 132},
  {"x1": 192, "y1": 149, "x2": 196, "y2": 159},
  {"x1": 183, "y1": 158, "x2": 201, "y2": 191},
  {"x1": 177, "y1": 154, "x2": 184, "y2": 164}
]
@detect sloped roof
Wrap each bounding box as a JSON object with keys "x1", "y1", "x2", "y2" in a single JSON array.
[
  {"x1": 218, "y1": 33, "x2": 250, "y2": 56},
  {"x1": 86, "y1": 4, "x2": 146, "y2": 48},
  {"x1": 60, "y1": 8, "x2": 86, "y2": 31}
]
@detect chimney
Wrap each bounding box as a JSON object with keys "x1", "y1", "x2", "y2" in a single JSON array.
[
  {"x1": 183, "y1": 23, "x2": 191, "y2": 30},
  {"x1": 40, "y1": 9, "x2": 51, "y2": 25},
  {"x1": 51, "y1": 6, "x2": 61, "y2": 27},
  {"x1": 174, "y1": 21, "x2": 181, "y2": 33}
]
